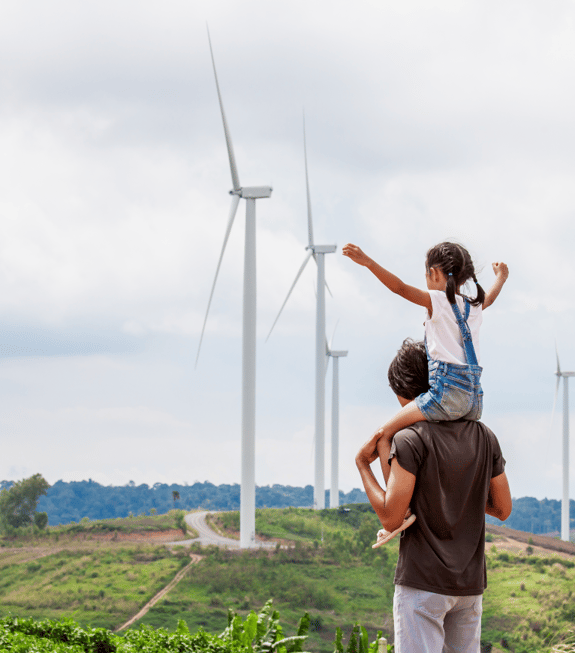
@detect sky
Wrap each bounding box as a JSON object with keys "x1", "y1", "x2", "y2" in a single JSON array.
[{"x1": 1, "y1": 0, "x2": 575, "y2": 502}]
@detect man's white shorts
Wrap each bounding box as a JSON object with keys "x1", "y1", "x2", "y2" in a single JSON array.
[{"x1": 393, "y1": 585, "x2": 482, "y2": 653}]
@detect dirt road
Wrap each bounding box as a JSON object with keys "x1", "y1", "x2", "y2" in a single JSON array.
[{"x1": 115, "y1": 553, "x2": 202, "y2": 632}]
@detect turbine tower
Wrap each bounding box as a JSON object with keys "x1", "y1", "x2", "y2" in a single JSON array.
[
  {"x1": 327, "y1": 340, "x2": 347, "y2": 509},
  {"x1": 266, "y1": 117, "x2": 336, "y2": 509},
  {"x1": 196, "y1": 31, "x2": 272, "y2": 548},
  {"x1": 552, "y1": 347, "x2": 574, "y2": 542}
]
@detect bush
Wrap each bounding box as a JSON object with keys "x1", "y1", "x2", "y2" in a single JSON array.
[
  {"x1": 34, "y1": 512, "x2": 49, "y2": 530},
  {"x1": 0, "y1": 603, "x2": 398, "y2": 653},
  {"x1": 174, "y1": 511, "x2": 187, "y2": 535}
]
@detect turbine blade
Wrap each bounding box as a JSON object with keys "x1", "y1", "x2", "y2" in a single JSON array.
[
  {"x1": 303, "y1": 113, "x2": 314, "y2": 249},
  {"x1": 195, "y1": 194, "x2": 241, "y2": 367},
  {"x1": 325, "y1": 277, "x2": 333, "y2": 298},
  {"x1": 550, "y1": 374, "x2": 561, "y2": 437},
  {"x1": 555, "y1": 340, "x2": 561, "y2": 376},
  {"x1": 325, "y1": 348, "x2": 330, "y2": 377},
  {"x1": 329, "y1": 320, "x2": 339, "y2": 350},
  {"x1": 207, "y1": 27, "x2": 241, "y2": 193},
  {"x1": 266, "y1": 251, "x2": 313, "y2": 342}
]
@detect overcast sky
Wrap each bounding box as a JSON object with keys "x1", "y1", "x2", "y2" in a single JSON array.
[{"x1": 1, "y1": 0, "x2": 574, "y2": 503}]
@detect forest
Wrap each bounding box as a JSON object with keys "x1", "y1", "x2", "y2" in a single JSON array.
[
  {"x1": 0, "y1": 480, "x2": 368, "y2": 526},
  {"x1": 1, "y1": 478, "x2": 574, "y2": 535}
]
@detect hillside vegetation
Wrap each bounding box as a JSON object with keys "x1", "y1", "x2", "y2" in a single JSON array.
[{"x1": 1, "y1": 506, "x2": 575, "y2": 652}]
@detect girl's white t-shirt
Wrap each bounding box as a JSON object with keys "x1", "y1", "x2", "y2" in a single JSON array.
[{"x1": 424, "y1": 290, "x2": 482, "y2": 365}]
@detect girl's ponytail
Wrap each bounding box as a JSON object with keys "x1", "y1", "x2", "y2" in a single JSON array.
[
  {"x1": 445, "y1": 272, "x2": 457, "y2": 305},
  {"x1": 471, "y1": 276, "x2": 485, "y2": 307}
]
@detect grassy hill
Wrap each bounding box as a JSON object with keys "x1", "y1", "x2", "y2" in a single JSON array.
[
  {"x1": 1, "y1": 507, "x2": 574, "y2": 652},
  {"x1": 0, "y1": 511, "x2": 192, "y2": 629}
]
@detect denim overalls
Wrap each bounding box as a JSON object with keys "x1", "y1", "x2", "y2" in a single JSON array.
[{"x1": 415, "y1": 298, "x2": 483, "y2": 422}]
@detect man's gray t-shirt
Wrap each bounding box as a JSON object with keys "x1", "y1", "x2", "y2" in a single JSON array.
[{"x1": 390, "y1": 419, "x2": 505, "y2": 596}]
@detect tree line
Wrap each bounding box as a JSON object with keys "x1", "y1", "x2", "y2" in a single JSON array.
[
  {"x1": 486, "y1": 495, "x2": 575, "y2": 535},
  {"x1": 2, "y1": 474, "x2": 572, "y2": 535},
  {"x1": 0, "y1": 478, "x2": 368, "y2": 526}
]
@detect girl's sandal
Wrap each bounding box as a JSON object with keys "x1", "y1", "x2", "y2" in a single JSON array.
[{"x1": 372, "y1": 514, "x2": 416, "y2": 548}]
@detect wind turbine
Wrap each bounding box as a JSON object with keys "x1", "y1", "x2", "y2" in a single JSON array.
[
  {"x1": 552, "y1": 347, "x2": 574, "y2": 542},
  {"x1": 196, "y1": 31, "x2": 272, "y2": 548},
  {"x1": 266, "y1": 117, "x2": 336, "y2": 510},
  {"x1": 326, "y1": 337, "x2": 347, "y2": 509}
]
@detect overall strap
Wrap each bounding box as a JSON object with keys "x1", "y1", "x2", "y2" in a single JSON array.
[{"x1": 450, "y1": 299, "x2": 478, "y2": 366}]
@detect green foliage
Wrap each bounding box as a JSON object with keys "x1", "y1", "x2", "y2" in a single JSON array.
[
  {"x1": 338, "y1": 624, "x2": 393, "y2": 653},
  {"x1": 221, "y1": 600, "x2": 309, "y2": 653},
  {"x1": 0, "y1": 614, "x2": 115, "y2": 652},
  {"x1": 174, "y1": 511, "x2": 186, "y2": 535},
  {"x1": 35, "y1": 479, "x2": 368, "y2": 526},
  {"x1": 0, "y1": 474, "x2": 50, "y2": 530},
  {"x1": 34, "y1": 512, "x2": 49, "y2": 530},
  {"x1": 0, "y1": 605, "x2": 394, "y2": 653}
]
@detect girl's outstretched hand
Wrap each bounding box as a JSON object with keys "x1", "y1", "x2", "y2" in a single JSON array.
[
  {"x1": 492, "y1": 262, "x2": 509, "y2": 281},
  {"x1": 342, "y1": 243, "x2": 372, "y2": 267}
]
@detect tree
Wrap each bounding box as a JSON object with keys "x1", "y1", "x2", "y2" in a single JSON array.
[
  {"x1": 0, "y1": 474, "x2": 50, "y2": 529},
  {"x1": 172, "y1": 490, "x2": 180, "y2": 505},
  {"x1": 34, "y1": 511, "x2": 49, "y2": 530}
]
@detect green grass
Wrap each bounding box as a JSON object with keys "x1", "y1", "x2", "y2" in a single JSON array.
[
  {"x1": 483, "y1": 546, "x2": 575, "y2": 652},
  {"x1": 2, "y1": 506, "x2": 575, "y2": 652},
  {"x1": 0, "y1": 544, "x2": 189, "y2": 629},
  {"x1": 140, "y1": 507, "x2": 397, "y2": 652}
]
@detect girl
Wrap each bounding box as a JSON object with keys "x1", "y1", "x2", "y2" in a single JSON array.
[{"x1": 342, "y1": 241, "x2": 509, "y2": 546}]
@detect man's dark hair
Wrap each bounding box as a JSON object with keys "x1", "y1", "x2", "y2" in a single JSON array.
[{"x1": 387, "y1": 339, "x2": 430, "y2": 400}]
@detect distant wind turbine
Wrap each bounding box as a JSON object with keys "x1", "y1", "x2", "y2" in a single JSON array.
[
  {"x1": 326, "y1": 334, "x2": 347, "y2": 509},
  {"x1": 551, "y1": 346, "x2": 574, "y2": 542},
  {"x1": 266, "y1": 116, "x2": 336, "y2": 510},
  {"x1": 196, "y1": 29, "x2": 272, "y2": 548}
]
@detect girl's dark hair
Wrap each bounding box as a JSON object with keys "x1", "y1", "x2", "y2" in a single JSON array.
[
  {"x1": 388, "y1": 339, "x2": 430, "y2": 401},
  {"x1": 425, "y1": 241, "x2": 485, "y2": 307}
]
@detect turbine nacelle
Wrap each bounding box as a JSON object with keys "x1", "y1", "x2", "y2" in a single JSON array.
[
  {"x1": 308, "y1": 244, "x2": 337, "y2": 255},
  {"x1": 329, "y1": 350, "x2": 348, "y2": 358},
  {"x1": 231, "y1": 186, "x2": 273, "y2": 199}
]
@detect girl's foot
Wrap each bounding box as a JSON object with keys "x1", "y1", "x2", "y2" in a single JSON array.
[{"x1": 372, "y1": 514, "x2": 416, "y2": 548}]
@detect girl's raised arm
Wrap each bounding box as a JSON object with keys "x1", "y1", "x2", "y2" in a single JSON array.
[
  {"x1": 483, "y1": 262, "x2": 509, "y2": 309},
  {"x1": 342, "y1": 243, "x2": 431, "y2": 311}
]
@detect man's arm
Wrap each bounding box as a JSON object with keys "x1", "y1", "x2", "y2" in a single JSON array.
[
  {"x1": 356, "y1": 445, "x2": 415, "y2": 532},
  {"x1": 485, "y1": 472, "x2": 512, "y2": 520}
]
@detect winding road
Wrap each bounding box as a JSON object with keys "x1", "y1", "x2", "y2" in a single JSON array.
[
  {"x1": 184, "y1": 511, "x2": 241, "y2": 548},
  {"x1": 166, "y1": 510, "x2": 275, "y2": 549}
]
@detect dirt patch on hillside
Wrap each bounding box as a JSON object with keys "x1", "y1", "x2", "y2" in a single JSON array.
[
  {"x1": 0, "y1": 530, "x2": 189, "y2": 566},
  {"x1": 486, "y1": 524, "x2": 575, "y2": 560},
  {"x1": 69, "y1": 529, "x2": 187, "y2": 543}
]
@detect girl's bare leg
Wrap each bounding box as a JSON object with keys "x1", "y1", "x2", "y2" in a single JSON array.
[{"x1": 371, "y1": 401, "x2": 426, "y2": 484}]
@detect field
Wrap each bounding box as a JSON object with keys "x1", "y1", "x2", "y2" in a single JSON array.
[
  {"x1": 1, "y1": 506, "x2": 575, "y2": 652},
  {"x1": 0, "y1": 511, "x2": 193, "y2": 629}
]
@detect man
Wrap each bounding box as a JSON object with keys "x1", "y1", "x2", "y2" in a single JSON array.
[{"x1": 356, "y1": 339, "x2": 512, "y2": 653}]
